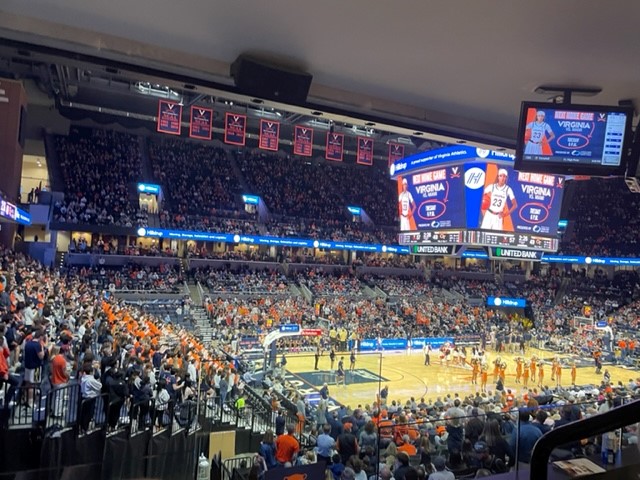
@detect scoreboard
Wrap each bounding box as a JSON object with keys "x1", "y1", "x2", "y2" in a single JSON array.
[
  {"x1": 399, "y1": 229, "x2": 560, "y2": 251},
  {"x1": 392, "y1": 146, "x2": 564, "y2": 252}
]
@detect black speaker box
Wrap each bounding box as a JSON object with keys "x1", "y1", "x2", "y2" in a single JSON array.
[{"x1": 230, "y1": 55, "x2": 312, "y2": 103}]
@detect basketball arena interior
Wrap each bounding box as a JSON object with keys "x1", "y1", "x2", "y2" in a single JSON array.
[{"x1": 0, "y1": 2, "x2": 639, "y2": 479}]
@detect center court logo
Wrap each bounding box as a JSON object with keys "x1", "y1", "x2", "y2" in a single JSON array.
[{"x1": 464, "y1": 167, "x2": 486, "y2": 189}]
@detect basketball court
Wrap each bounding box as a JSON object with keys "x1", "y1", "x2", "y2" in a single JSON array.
[{"x1": 283, "y1": 348, "x2": 639, "y2": 408}]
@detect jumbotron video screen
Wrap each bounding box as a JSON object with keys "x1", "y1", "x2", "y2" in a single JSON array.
[{"x1": 396, "y1": 159, "x2": 564, "y2": 252}]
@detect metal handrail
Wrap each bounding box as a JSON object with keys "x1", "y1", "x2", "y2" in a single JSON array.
[{"x1": 529, "y1": 398, "x2": 640, "y2": 480}]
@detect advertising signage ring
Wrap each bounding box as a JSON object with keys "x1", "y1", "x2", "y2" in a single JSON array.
[
  {"x1": 491, "y1": 248, "x2": 544, "y2": 260},
  {"x1": 411, "y1": 245, "x2": 456, "y2": 255}
]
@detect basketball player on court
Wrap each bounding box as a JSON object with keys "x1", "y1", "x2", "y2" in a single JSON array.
[
  {"x1": 398, "y1": 178, "x2": 416, "y2": 231},
  {"x1": 480, "y1": 169, "x2": 517, "y2": 230},
  {"x1": 524, "y1": 110, "x2": 555, "y2": 155},
  {"x1": 336, "y1": 357, "x2": 346, "y2": 387}
]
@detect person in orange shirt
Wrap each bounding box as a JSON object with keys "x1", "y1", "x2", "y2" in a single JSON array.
[
  {"x1": 570, "y1": 362, "x2": 577, "y2": 386},
  {"x1": 480, "y1": 366, "x2": 488, "y2": 392},
  {"x1": 522, "y1": 366, "x2": 529, "y2": 387},
  {"x1": 538, "y1": 362, "x2": 544, "y2": 387},
  {"x1": 550, "y1": 358, "x2": 557, "y2": 382},
  {"x1": 471, "y1": 360, "x2": 479, "y2": 385},
  {"x1": 555, "y1": 363, "x2": 562, "y2": 387},
  {"x1": 515, "y1": 357, "x2": 523, "y2": 384},
  {"x1": 499, "y1": 362, "x2": 506, "y2": 383},
  {"x1": 275, "y1": 425, "x2": 300, "y2": 465},
  {"x1": 493, "y1": 358, "x2": 501, "y2": 382},
  {"x1": 530, "y1": 357, "x2": 537, "y2": 383},
  {"x1": 397, "y1": 435, "x2": 417, "y2": 456}
]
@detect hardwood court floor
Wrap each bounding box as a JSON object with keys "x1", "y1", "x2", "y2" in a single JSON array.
[{"x1": 285, "y1": 348, "x2": 638, "y2": 408}]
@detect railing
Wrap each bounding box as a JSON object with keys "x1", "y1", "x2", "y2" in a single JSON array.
[
  {"x1": 1, "y1": 381, "x2": 275, "y2": 438},
  {"x1": 529, "y1": 398, "x2": 640, "y2": 480}
]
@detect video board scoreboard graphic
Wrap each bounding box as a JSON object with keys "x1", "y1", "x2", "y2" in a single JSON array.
[
  {"x1": 394, "y1": 152, "x2": 564, "y2": 252},
  {"x1": 521, "y1": 106, "x2": 628, "y2": 167},
  {"x1": 398, "y1": 229, "x2": 559, "y2": 252},
  {"x1": 397, "y1": 165, "x2": 466, "y2": 231}
]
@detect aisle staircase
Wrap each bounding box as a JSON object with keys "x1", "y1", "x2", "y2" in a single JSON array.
[{"x1": 192, "y1": 306, "x2": 214, "y2": 344}]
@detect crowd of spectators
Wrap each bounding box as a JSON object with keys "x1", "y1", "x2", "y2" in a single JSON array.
[
  {"x1": 69, "y1": 237, "x2": 178, "y2": 257},
  {"x1": 149, "y1": 138, "x2": 243, "y2": 219},
  {"x1": 187, "y1": 247, "x2": 273, "y2": 262},
  {"x1": 264, "y1": 219, "x2": 398, "y2": 245},
  {"x1": 560, "y1": 178, "x2": 640, "y2": 257},
  {"x1": 69, "y1": 263, "x2": 183, "y2": 293},
  {"x1": 195, "y1": 267, "x2": 289, "y2": 295},
  {"x1": 297, "y1": 269, "x2": 364, "y2": 297},
  {"x1": 236, "y1": 151, "x2": 346, "y2": 221},
  {"x1": 159, "y1": 214, "x2": 259, "y2": 234},
  {"x1": 256, "y1": 382, "x2": 640, "y2": 479},
  {"x1": 1, "y1": 244, "x2": 639, "y2": 480},
  {"x1": 364, "y1": 276, "x2": 439, "y2": 298},
  {"x1": 0, "y1": 247, "x2": 243, "y2": 437},
  {"x1": 45, "y1": 129, "x2": 640, "y2": 262},
  {"x1": 322, "y1": 162, "x2": 398, "y2": 226},
  {"x1": 358, "y1": 255, "x2": 420, "y2": 269},
  {"x1": 53, "y1": 128, "x2": 144, "y2": 227}
]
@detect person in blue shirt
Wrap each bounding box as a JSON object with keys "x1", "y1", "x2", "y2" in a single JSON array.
[
  {"x1": 316, "y1": 423, "x2": 336, "y2": 464},
  {"x1": 509, "y1": 409, "x2": 542, "y2": 465},
  {"x1": 258, "y1": 430, "x2": 277, "y2": 469}
]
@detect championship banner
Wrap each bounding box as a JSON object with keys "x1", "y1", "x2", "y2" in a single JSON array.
[
  {"x1": 357, "y1": 137, "x2": 374, "y2": 165},
  {"x1": 326, "y1": 132, "x2": 344, "y2": 161},
  {"x1": 293, "y1": 125, "x2": 313, "y2": 156},
  {"x1": 259, "y1": 119, "x2": 280, "y2": 151},
  {"x1": 224, "y1": 113, "x2": 246, "y2": 146},
  {"x1": 157, "y1": 100, "x2": 182, "y2": 135},
  {"x1": 388, "y1": 142, "x2": 405, "y2": 166},
  {"x1": 189, "y1": 106, "x2": 213, "y2": 140}
]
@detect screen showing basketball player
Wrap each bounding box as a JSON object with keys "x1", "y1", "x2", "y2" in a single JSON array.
[
  {"x1": 480, "y1": 169, "x2": 517, "y2": 231},
  {"x1": 523, "y1": 110, "x2": 555, "y2": 155},
  {"x1": 398, "y1": 178, "x2": 416, "y2": 231}
]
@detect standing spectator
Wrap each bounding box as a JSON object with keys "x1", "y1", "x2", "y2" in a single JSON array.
[
  {"x1": 0, "y1": 324, "x2": 19, "y2": 408},
  {"x1": 106, "y1": 368, "x2": 128, "y2": 430},
  {"x1": 509, "y1": 410, "x2": 542, "y2": 466},
  {"x1": 295, "y1": 394, "x2": 307, "y2": 434},
  {"x1": 23, "y1": 331, "x2": 46, "y2": 407},
  {"x1": 49, "y1": 345, "x2": 69, "y2": 417},
  {"x1": 259, "y1": 430, "x2": 277, "y2": 469},
  {"x1": 316, "y1": 423, "x2": 336, "y2": 464},
  {"x1": 358, "y1": 420, "x2": 378, "y2": 451},
  {"x1": 479, "y1": 419, "x2": 513, "y2": 467},
  {"x1": 337, "y1": 423, "x2": 359, "y2": 465},
  {"x1": 79, "y1": 364, "x2": 102, "y2": 432},
  {"x1": 153, "y1": 378, "x2": 170, "y2": 428},
  {"x1": 275, "y1": 409, "x2": 286, "y2": 436},
  {"x1": 275, "y1": 424, "x2": 300, "y2": 465},
  {"x1": 393, "y1": 452, "x2": 414, "y2": 480},
  {"x1": 465, "y1": 408, "x2": 485, "y2": 445}
]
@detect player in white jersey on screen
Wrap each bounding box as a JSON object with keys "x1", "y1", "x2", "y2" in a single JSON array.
[
  {"x1": 480, "y1": 169, "x2": 517, "y2": 230},
  {"x1": 398, "y1": 178, "x2": 416, "y2": 231},
  {"x1": 524, "y1": 110, "x2": 555, "y2": 155}
]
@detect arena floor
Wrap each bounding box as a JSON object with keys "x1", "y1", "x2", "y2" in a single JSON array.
[{"x1": 284, "y1": 348, "x2": 639, "y2": 408}]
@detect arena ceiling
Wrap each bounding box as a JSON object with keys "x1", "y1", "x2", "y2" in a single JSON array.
[{"x1": 0, "y1": 0, "x2": 639, "y2": 149}]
